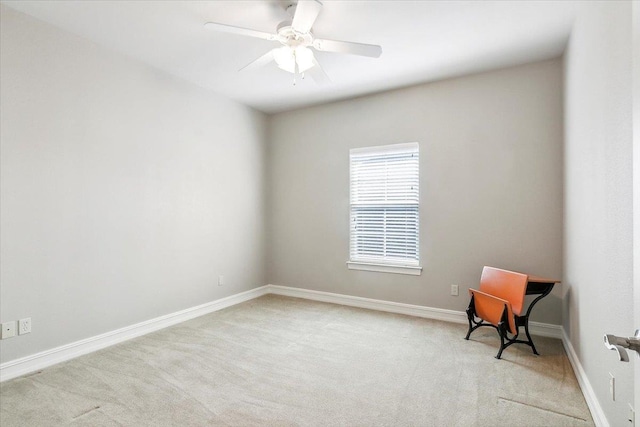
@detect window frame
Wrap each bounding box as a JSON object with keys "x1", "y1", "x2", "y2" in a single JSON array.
[{"x1": 347, "y1": 142, "x2": 422, "y2": 276}]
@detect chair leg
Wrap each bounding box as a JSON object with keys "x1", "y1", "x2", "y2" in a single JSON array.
[
  {"x1": 523, "y1": 318, "x2": 539, "y2": 355},
  {"x1": 464, "y1": 297, "x2": 475, "y2": 340},
  {"x1": 495, "y1": 322, "x2": 508, "y2": 359}
]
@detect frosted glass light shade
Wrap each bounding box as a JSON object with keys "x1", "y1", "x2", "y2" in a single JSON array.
[
  {"x1": 295, "y1": 47, "x2": 314, "y2": 72},
  {"x1": 273, "y1": 47, "x2": 295, "y2": 72},
  {"x1": 273, "y1": 46, "x2": 315, "y2": 74}
]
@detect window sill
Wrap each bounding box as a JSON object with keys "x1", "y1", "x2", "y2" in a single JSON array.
[{"x1": 347, "y1": 261, "x2": 422, "y2": 276}]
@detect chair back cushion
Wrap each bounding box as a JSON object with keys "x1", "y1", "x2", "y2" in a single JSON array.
[{"x1": 479, "y1": 266, "x2": 528, "y2": 315}]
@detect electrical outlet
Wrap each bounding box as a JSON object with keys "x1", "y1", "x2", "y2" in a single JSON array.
[
  {"x1": 451, "y1": 285, "x2": 459, "y2": 296},
  {"x1": 218, "y1": 275, "x2": 224, "y2": 286},
  {"x1": 18, "y1": 317, "x2": 31, "y2": 335},
  {"x1": 609, "y1": 373, "x2": 615, "y2": 401},
  {"x1": 1, "y1": 321, "x2": 16, "y2": 339}
]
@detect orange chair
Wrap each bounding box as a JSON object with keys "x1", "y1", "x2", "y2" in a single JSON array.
[{"x1": 464, "y1": 266, "x2": 533, "y2": 359}]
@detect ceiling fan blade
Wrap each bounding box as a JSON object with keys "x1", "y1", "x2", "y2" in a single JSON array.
[
  {"x1": 306, "y1": 57, "x2": 331, "y2": 85},
  {"x1": 313, "y1": 38, "x2": 382, "y2": 58},
  {"x1": 204, "y1": 22, "x2": 277, "y2": 41},
  {"x1": 239, "y1": 49, "x2": 277, "y2": 72},
  {"x1": 291, "y1": 0, "x2": 323, "y2": 33}
]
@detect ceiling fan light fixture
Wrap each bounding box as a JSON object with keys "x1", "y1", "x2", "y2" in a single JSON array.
[
  {"x1": 295, "y1": 47, "x2": 315, "y2": 72},
  {"x1": 273, "y1": 46, "x2": 294, "y2": 72},
  {"x1": 273, "y1": 46, "x2": 315, "y2": 74}
]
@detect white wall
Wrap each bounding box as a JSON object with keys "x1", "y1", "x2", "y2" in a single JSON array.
[
  {"x1": 563, "y1": 2, "x2": 634, "y2": 425},
  {"x1": 267, "y1": 59, "x2": 564, "y2": 324},
  {"x1": 0, "y1": 6, "x2": 266, "y2": 363}
]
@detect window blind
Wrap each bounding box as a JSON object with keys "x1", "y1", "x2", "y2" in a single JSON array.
[{"x1": 349, "y1": 142, "x2": 419, "y2": 266}]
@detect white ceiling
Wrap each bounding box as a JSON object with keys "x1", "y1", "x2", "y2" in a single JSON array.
[{"x1": 3, "y1": 0, "x2": 578, "y2": 113}]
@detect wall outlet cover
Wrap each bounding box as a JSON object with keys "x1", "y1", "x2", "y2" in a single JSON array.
[{"x1": 18, "y1": 317, "x2": 31, "y2": 335}]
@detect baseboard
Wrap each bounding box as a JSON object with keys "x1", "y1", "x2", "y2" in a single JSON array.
[
  {"x1": 0, "y1": 286, "x2": 269, "y2": 382},
  {"x1": 265, "y1": 285, "x2": 562, "y2": 339},
  {"x1": 528, "y1": 320, "x2": 563, "y2": 339},
  {"x1": 561, "y1": 329, "x2": 609, "y2": 427},
  {"x1": 267, "y1": 284, "x2": 465, "y2": 323}
]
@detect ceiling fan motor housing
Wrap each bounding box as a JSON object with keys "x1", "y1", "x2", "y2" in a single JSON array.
[{"x1": 276, "y1": 21, "x2": 313, "y2": 48}]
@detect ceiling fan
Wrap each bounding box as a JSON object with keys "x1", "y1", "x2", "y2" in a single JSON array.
[{"x1": 204, "y1": 0, "x2": 382, "y2": 84}]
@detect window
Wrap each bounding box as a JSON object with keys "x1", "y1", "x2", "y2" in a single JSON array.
[{"x1": 348, "y1": 142, "x2": 421, "y2": 275}]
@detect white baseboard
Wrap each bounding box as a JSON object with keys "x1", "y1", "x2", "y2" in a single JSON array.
[
  {"x1": 0, "y1": 283, "x2": 563, "y2": 383},
  {"x1": 0, "y1": 286, "x2": 269, "y2": 382},
  {"x1": 528, "y1": 320, "x2": 563, "y2": 339},
  {"x1": 265, "y1": 284, "x2": 563, "y2": 339},
  {"x1": 267, "y1": 284, "x2": 464, "y2": 323},
  {"x1": 561, "y1": 329, "x2": 609, "y2": 427}
]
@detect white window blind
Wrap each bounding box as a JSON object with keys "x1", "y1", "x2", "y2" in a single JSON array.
[{"x1": 349, "y1": 142, "x2": 419, "y2": 268}]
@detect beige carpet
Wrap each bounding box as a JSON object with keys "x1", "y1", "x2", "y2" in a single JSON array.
[{"x1": 1, "y1": 294, "x2": 593, "y2": 426}]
